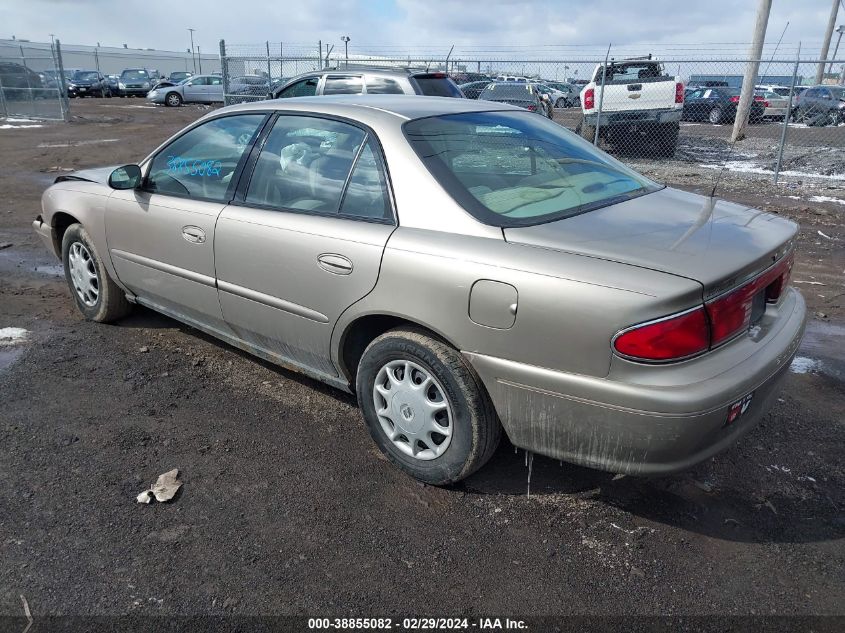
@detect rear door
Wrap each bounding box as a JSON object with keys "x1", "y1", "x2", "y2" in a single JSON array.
[
  {"x1": 214, "y1": 114, "x2": 395, "y2": 377},
  {"x1": 208, "y1": 75, "x2": 224, "y2": 102}
]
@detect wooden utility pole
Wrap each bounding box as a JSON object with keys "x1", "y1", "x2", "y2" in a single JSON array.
[
  {"x1": 815, "y1": 0, "x2": 841, "y2": 84},
  {"x1": 731, "y1": 0, "x2": 772, "y2": 142}
]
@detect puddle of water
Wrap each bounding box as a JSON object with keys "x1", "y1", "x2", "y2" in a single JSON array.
[{"x1": 794, "y1": 320, "x2": 845, "y2": 381}]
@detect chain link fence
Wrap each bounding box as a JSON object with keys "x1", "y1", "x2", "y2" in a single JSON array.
[
  {"x1": 0, "y1": 40, "x2": 69, "y2": 121},
  {"x1": 219, "y1": 41, "x2": 845, "y2": 186}
]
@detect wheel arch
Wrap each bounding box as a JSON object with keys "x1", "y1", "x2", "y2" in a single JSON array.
[
  {"x1": 336, "y1": 312, "x2": 461, "y2": 386},
  {"x1": 51, "y1": 211, "x2": 81, "y2": 253}
]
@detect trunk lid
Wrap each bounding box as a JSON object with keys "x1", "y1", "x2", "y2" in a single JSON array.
[{"x1": 503, "y1": 187, "x2": 797, "y2": 297}]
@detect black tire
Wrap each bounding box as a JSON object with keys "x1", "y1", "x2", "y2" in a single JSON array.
[
  {"x1": 708, "y1": 107, "x2": 723, "y2": 124},
  {"x1": 356, "y1": 327, "x2": 502, "y2": 485},
  {"x1": 576, "y1": 115, "x2": 597, "y2": 143},
  {"x1": 555, "y1": 97, "x2": 564, "y2": 108},
  {"x1": 61, "y1": 224, "x2": 132, "y2": 323},
  {"x1": 655, "y1": 121, "x2": 679, "y2": 158},
  {"x1": 165, "y1": 91, "x2": 182, "y2": 107}
]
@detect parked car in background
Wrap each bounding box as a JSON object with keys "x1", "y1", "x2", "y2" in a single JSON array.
[
  {"x1": 31, "y1": 95, "x2": 805, "y2": 485},
  {"x1": 790, "y1": 85, "x2": 845, "y2": 125},
  {"x1": 67, "y1": 70, "x2": 111, "y2": 98},
  {"x1": 755, "y1": 84, "x2": 792, "y2": 97},
  {"x1": 687, "y1": 80, "x2": 730, "y2": 90},
  {"x1": 0, "y1": 62, "x2": 47, "y2": 99},
  {"x1": 544, "y1": 81, "x2": 580, "y2": 107},
  {"x1": 459, "y1": 80, "x2": 492, "y2": 99},
  {"x1": 153, "y1": 71, "x2": 193, "y2": 89},
  {"x1": 683, "y1": 86, "x2": 766, "y2": 124},
  {"x1": 577, "y1": 57, "x2": 683, "y2": 157},
  {"x1": 104, "y1": 74, "x2": 120, "y2": 94},
  {"x1": 270, "y1": 67, "x2": 464, "y2": 99},
  {"x1": 754, "y1": 89, "x2": 789, "y2": 120},
  {"x1": 494, "y1": 75, "x2": 530, "y2": 82},
  {"x1": 228, "y1": 75, "x2": 271, "y2": 101},
  {"x1": 533, "y1": 83, "x2": 567, "y2": 109},
  {"x1": 118, "y1": 68, "x2": 154, "y2": 97},
  {"x1": 449, "y1": 72, "x2": 491, "y2": 84},
  {"x1": 146, "y1": 74, "x2": 224, "y2": 106},
  {"x1": 478, "y1": 82, "x2": 551, "y2": 117}
]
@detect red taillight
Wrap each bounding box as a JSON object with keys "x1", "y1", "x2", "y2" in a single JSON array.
[
  {"x1": 583, "y1": 87, "x2": 595, "y2": 109},
  {"x1": 753, "y1": 95, "x2": 764, "y2": 101},
  {"x1": 675, "y1": 82, "x2": 684, "y2": 103},
  {"x1": 729, "y1": 95, "x2": 740, "y2": 103},
  {"x1": 706, "y1": 253, "x2": 794, "y2": 346},
  {"x1": 763, "y1": 100, "x2": 769, "y2": 108},
  {"x1": 614, "y1": 253, "x2": 794, "y2": 362},
  {"x1": 613, "y1": 308, "x2": 710, "y2": 361},
  {"x1": 526, "y1": 104, "x2": 537, "y2": 111}
]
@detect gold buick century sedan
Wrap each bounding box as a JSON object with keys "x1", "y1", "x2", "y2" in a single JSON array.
[{"x1": 32, "y1": 95, "x2": 806, "y2": 484}]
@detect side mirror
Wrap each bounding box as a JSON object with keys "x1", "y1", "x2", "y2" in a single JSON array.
[{"x1": 108, "y1": 165, "x2": 142, "y2": 190}]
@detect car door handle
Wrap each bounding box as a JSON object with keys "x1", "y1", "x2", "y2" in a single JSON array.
[
  {"x1": 317, "y1": 253, "x2": 353, "y2": 275},
  {"x1": 182, "y1": 226, "x2": 206, "y2": 244}
]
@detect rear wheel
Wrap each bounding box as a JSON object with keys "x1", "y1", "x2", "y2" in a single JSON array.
[
  {"x1": 576, "y1": 114, "x2": 597, "y2": 143},
  {"x1": 708, "y1": 107, "x2": 723, "y2": 124},
  {"x1": 165, "y1": 92, "x2": 182, "y2": 107},
  {"x1": 655, "y1": 121, "x2": 679, "y2": 157},
  {"x1": 61, "y1": 224, "x2": 131, "y2": 323},
  {"x1": 356, "y1": 327, "x2": 501, "y2": 485}
]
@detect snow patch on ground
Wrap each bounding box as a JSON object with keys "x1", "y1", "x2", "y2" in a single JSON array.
[
  {"x1": 790, "y1": 356, "x2": 821, "y2": 374},
  {"x1": 38, "y1": 139, "x2": 120, "y2": 148},
  {"x1": 699, "y1": 161, "x2": 845, "y2": 181},
  {"x1": 0, "y1": 124, "x2": 43, "y2": 129},
  {"x1": 0, "y1": 327, "x2": 29, "y2": 345}
]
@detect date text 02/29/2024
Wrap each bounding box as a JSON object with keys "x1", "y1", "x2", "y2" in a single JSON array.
[{"x1": 307, "y1": 617, "x2": 528, "y2": 630}]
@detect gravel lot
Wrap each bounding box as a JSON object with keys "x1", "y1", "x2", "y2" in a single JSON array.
[{"x1": 1, "y1": 99, "x2": 843, "y2": 625}]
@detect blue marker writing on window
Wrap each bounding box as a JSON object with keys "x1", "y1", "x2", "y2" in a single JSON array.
[{"x1": 167, "y1": 155, "x2": 222, "y2": 177}]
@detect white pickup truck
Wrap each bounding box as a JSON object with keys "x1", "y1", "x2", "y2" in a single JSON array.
[{"x1": 576, "y1": 57, "x2": 684, "y2": 157}]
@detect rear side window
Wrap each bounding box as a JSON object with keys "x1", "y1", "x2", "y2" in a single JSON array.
[
  {"x1": 277, "y1": 77, "x2": 318, "y2": 98},
  {"x1": 365, "y1": 76, "x2": 404, "y2": 94},
  {"x1": 146, "y1": 114, "x2": 265, "y2": 201},
  {"x1": 411, "y1": 74, "x2": 463, "y2": 97},
  {"x1": 245, "y1": 116, "x2": 366, "y2": 214},
  {"x1": 339, "y1": 139, "x2": 391, "y2": 221},
  {"x1": 323, "y1": 76, "x2": 364, "y2": 95}
]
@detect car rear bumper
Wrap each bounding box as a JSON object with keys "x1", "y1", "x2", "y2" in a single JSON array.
[
  {"x1": 584, "y1": 107, "x2": 682, "y2": 126},
  {"x1": 32, "y1": 216, "x2": 59, "y2": 258},
  {"x1": 465, "y1": 288, "x2": 806, "y2": 475}
]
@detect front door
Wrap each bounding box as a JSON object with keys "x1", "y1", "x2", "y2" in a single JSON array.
[
  {"x1": 105, "y1": 112, "x2": 267, "y2": 334},
  {"x1": 214, "y1": 114, "x2": 396, "y2": 378}
]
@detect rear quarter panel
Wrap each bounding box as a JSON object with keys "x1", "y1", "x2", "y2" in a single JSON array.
[{"x1": 333, "y1": 228, "x2": 703, "y2": 379}]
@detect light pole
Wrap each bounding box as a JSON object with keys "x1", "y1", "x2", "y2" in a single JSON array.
[
  {"x1": 341, "y1": 35, "x2": 350, "y2": 68},
  {"x1": 830, "y1": 25, "x2": 845, "y2": 74},
  {"x1": 188, "y1": 28, "x2": 197, "y2": 74}
]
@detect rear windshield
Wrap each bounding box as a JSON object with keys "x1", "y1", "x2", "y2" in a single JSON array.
[
  {"x1": 412, "y1": 75, "x2": 463, "y2": 97},
  {"x1": 479, "y1": 84, "x2": 534, "y2": 100},
  {"x1": 596, "y1": 62, "x2": 669, "y2": 84},
  {"x1": 404, "y1": 111, "x2": 660, "y2": 227}
]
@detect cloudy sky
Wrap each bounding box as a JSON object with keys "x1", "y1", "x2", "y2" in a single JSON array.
[{"x1": 4, "y1": 0, "x2": 843, "y2": 57}]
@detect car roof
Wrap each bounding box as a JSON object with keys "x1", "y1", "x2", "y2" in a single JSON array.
[{"x1": 223, "y1": 94, "x2": 523, "y2": 122}]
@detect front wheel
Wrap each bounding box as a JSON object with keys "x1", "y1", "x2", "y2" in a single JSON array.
[
  {"x1": 165, "y1": 92, "x2": 182, "y2": 107},
  {"x1": 555, "y1": 97, "x2": 564, "y2": 108},
  {"x1": 62, "y1": 224, "x2": 132, "y2": 323},
  {"x1": 356, "y1": 327, "x2": 501, "y2": 485}
]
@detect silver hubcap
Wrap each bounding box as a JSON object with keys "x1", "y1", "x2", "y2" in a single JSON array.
[
  {"x1": 373, "y1": 359, "x2": 453, "y2": 461},
  {"x1": 68, "y1": 242, "x2": 99, "y2": 307},
  {"x1": 168, "y1": 94, "x2": 179, "y2": 105}
]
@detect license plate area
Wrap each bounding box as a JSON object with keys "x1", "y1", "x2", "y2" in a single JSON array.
[{"x1": 725, "y1": 392, "x2": 754, "y2": 427}]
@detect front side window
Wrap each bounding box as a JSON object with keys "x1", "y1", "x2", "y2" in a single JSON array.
[
  {"x1": 323, "y1": 76, "x2": 364, "y2": 95},
  {"x1": 146, "y1": 114, "x2": 265, "y2": 201},
  {"x1": 404, "y1": 111, "x2": 659, "y2": 228},
  {"x1": 278, "y1": 77, "x2": 319, "y2": 98},
  {"x1": 188, "y1": 77, "x2": 208, "y2": 86},
  {"x1": 245, "y1": 116, "x2": 367, "y2": 214}
]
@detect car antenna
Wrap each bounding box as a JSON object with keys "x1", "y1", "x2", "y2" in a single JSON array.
[{"x1": 710, "y1": 133, "x2": 741, "y2": 199}]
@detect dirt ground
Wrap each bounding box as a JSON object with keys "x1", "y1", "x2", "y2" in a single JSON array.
[{"x1": 1, "y1": 99, "x2": 844, "y2": 625}]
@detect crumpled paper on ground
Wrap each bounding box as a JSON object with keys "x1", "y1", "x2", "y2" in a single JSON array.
[{"x1": 136, "y1": 469, "x2": 182, "y2": 504}]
